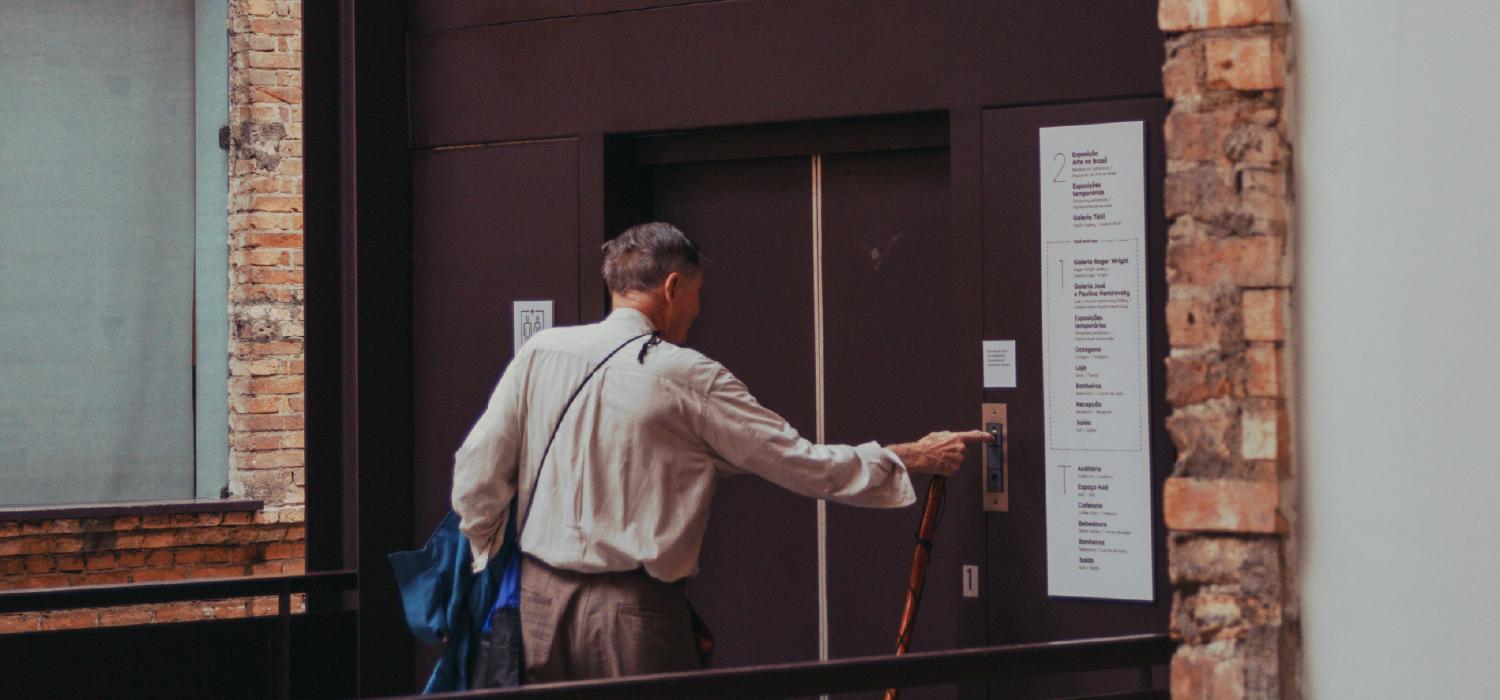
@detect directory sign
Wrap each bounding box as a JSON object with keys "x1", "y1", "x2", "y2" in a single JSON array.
[{"x1": 1039, "y1": 121, "x2": 1154, "y2": 602}]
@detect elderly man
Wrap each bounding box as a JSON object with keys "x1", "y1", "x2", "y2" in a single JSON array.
[{"x1": 452, "y1": 221, "x2": 991, "y2": 685}]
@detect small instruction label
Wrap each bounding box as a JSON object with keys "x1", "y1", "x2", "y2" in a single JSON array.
[
  {"x1": 983, "y1": 341, "x2": 1017, "y2": 389},
  {"x1": 513, "y1": 300, "x2": 553, "y2": 354}
]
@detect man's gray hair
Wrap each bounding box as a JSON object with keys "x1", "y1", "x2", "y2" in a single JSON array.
[{"x1": 601, "y1": 222, "x2": 704, "y2": 293}]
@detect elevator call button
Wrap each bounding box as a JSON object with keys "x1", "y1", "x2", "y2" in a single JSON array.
[{"x1": 981, "y1": 403, "x2": 1009, "y2": 512}]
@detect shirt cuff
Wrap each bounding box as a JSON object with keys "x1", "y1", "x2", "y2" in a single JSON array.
[
  {"x1": 470, "y1": 540, "x2": 491, "y2": 574},
  {"x1": 860, "y1": 441, "x2": 916, "y2": 507}
]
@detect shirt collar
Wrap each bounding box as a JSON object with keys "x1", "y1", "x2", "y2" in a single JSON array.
[{"x1": 606, "y1": 306, "x2": 656, "y2": 334}]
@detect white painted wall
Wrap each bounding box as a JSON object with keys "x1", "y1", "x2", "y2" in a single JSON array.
[{"x1": 1296, "y1": 1, "x2": 1500, "y2": 697}]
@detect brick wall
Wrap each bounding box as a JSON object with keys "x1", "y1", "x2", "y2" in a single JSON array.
[
  {"x1": 1157, "y1": 1, "x2": 1298, "y2": 698},
  {"x1": 227, "y1": 0, "x2": 305, "y2": 513},
  {"x1": 0, "y1": 512, "x2": 304, "y2": 632},
  {"x1": 0, "y1": 0, "x2": 307, "y2": 631}
]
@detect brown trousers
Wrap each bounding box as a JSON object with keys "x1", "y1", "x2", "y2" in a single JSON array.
[{"x1": 518, "y1": 556, "x2": 702, "y2": 683}]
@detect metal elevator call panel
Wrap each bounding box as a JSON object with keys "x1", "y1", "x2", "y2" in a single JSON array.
[
  {"x1": 985, "y1": 422, "x2": 1005, "y2": 492},
  {"x1": 982, "y1": 403, "x2": 1009, "y2": 512}
]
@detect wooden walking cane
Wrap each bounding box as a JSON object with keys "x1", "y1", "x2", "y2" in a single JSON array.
[{"x1": 884, "y1": 475, "x2": 947, "y2": 700}]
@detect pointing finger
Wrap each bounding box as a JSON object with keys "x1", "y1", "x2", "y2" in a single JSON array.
[{"x1": 954, "y1": 430, "x2": 995, "y2": 443}]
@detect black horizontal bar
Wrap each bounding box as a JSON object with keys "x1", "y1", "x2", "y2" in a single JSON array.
[
  {"x1": 0, "y1": 570, "x2": 358, "y2": 614},
  {"x1": 425, "y1": 633, "x2": 1174, "y2": 699},
  {"x1": 0, "y1": 498, "x2": 264, "y2": 521}
]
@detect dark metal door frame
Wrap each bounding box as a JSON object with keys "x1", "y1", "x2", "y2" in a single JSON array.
[{"x1": 305, "y1": 1, "x2": 415, "y2": 695}]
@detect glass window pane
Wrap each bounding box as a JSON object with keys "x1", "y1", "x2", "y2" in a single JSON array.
[{"x1": 0, "y1": 1, "x2": 197, "y2": 505}]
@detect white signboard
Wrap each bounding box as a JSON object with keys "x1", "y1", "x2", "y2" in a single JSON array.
[
  {"x1": 1039, "y1": 121, "x2": 1154, "y2": 602},
  {"x1": 982, "y1": 340, "x2": 1017, "y2": 389},
  {"x1": 513, "y1": 300, "x2": 553, "y2": 354}
]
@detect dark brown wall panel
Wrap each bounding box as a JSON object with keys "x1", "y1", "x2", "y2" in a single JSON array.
[
  {"x1": 409, "y1": 0, "x2": 573, "y2": 34},
  {"x1": 407, "y1": 0, "x2": 1163, "y2": 148},
  {"x1": 649, "y1": 157, "x2": 821, "y2": 667},
  {"x1": 980, "y1": 99, "x2": 1171, "y2": 698},
  {"x1": 408, "y1": 21, "x2": 582, "y2": 148},
  {"x1": 820, "y1": 149, "x2": 968, "y2": 699},
  {"x1": 411, "y1": 141, "x2": 581, "y2": 551},
  {"x1": 576, "y1": 0, "x2": 957, "y2": 135},
  {"x1": 574, "y1": 0, "x2": 712, "y2": 13}
]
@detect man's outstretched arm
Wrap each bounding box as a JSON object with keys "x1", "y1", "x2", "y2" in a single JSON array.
[{"x1": 698, "y1": 367, "x2": 992, "y2": 508}]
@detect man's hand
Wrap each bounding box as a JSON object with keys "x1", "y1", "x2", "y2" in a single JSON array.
[{"x1": 888, "y1": 430, "x2": 994, "y2": 476}]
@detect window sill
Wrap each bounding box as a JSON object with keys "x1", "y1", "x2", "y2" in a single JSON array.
[{"x1": 0, "y1": 498, "x2": 264, "y2": 522}]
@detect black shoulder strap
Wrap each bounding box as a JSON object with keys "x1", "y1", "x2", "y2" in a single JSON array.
[{"x1": 515, "y1": 330, "x2": 658, "y2": 540}]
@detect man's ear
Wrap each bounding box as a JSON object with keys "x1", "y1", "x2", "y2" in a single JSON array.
[{"x1": 662, "y1": 271, "x2": 681, "y2": 303}]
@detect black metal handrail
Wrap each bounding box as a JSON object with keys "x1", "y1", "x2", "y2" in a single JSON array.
[
  {"x1": 426, "y1": 632, "x2": 1174, "y2": 699},
  {"x1": 0, "y1": 570, "x2": 358, "y2": 700}
]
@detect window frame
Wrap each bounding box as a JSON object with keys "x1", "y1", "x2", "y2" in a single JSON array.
[{"x1": 193, "y1": 0, "x2": 231, "y2": 498}]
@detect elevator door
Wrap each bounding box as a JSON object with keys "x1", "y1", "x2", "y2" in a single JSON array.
[
  {"x1": 651, "y1": 156, "x2": 822, "y2": 667},
  {"x1": 644, "y1": 141, "x2": 976, "y2": 698}
]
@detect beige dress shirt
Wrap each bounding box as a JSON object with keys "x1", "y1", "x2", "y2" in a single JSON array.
[{"x1": 451, "y1": 307, "x2": 915, "y2": 582}]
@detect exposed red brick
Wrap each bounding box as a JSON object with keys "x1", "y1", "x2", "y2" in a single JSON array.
[
  {"x1": 249, "y1": 376, "x2": 303, "y2": 394},
  {"x1": 132, "y1": 568, "x2": 189, "y2": 583},
  {"x1": 1204, "y1": 34, "x2": 1285, "y2": 91},
  {"x1": 1167, "y1": 235, "x2": 1287, "y2": 288},
  {"x1": 232, "y1": 395, "x2": 284, "y2": 414},
  {"x1": 0, "y1": 614, "x2": 40, "y2": 634},
  {"x1": 244, "y1": 340, "x2": 303, "y2": 356},
  {"x1": 192, "y1": 564, "x2": 251, "y2": 579},
  {"x1": 153, "y1": 602, "x2": 207, "y2": 623},
  {"x1": 242, "y1": 232, "x2": 302, "y2": 248},
  {"x1": 1165, "y1": 107, "x2": 1238, "y2": 162},
  {"x1": 1240, "y1": 400, "x2": 1286, "y2": 461},
  {"x1": 40, "y1": 611, "x2": 98, "y2": 631},
  {"x1": 247, "y1": 450, "x2": 304, "y2": 469},
  {"x1": 231, "y1": 414, "x2": 304, "y2": 432},
  {"x1": 1166, "y1": 293, "x2": 1220, "y2": 349},
  {"x1": 1159, "y1": 0, "x2": 1285, "y2": 31},
  {"x1": 206, "y1": 600, "x2": 252, "y2": 619},
  {"x1": 96, "y1": 606, "x2": 155, "y2": 627},
  {"x1": 17, "y1": 574, "x2": 70, "y2": 590},
  {"x1": 1164, "y1": 477, "x2": 1280, "y2": 533},
  {"x1": 113, "y1": 533, "x2": 146, "y2": 548},
  {"x1": 243, "y1": 268, "x2": 303, "y2": 285},
  {"x1": 247, "y1": 18, "x2": 299, "y2": 36},
  {"x1": 1242, "y1": 289, "x2": 1285, "y2": 341},
  {"x1": 222, "y1": 511, "x2": 256, "y2": 526},
  {"x1": 1171, "y1": 647, "x2": 1247, "y2": 699},
  {"x1": 78, "y1": 571, "x2": 130, "y2": 586},
  {"x1": 246, "y1": 51, "x2": 299, "y2": 70}
]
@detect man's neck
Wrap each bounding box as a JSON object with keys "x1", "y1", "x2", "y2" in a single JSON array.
[{"x1": 611, "y1": 293, "x2": 666, "y2": 331}]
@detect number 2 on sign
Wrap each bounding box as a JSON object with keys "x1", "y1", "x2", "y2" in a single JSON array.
[{"x1": 1053, "y1": 152, "x2": 1067, "y2": 183}]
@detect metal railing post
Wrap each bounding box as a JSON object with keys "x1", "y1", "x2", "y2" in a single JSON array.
[{"x1": 277, "y1": 581, "x2": 292, "y2": 700}]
